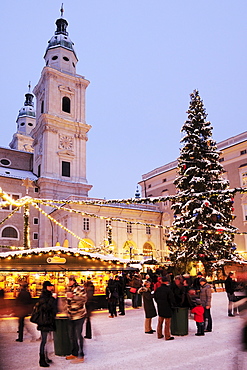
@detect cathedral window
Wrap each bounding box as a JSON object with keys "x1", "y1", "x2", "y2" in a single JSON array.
[
  {"x1": 62, "y1": 161, "x2": 70, "y2": 177},
  {"x1": 52, "y1": 56, "x2": 58, "y2": 60},
  {"x1": 1, "y1": 226, "x2": 18, "y2": 239},
  {"x1": 33, "y1": 233, "x2": 38, "y2": 240},
  {"x1": 41, "y1": 100, "x2": 44, "y2": 114},
  {"x1": 0, "y1": 158, "x2": 11, "y2": 166},
  {"x1": 127, "y1": 223, "x2": 132, "y2": 234},
  {"x1": 83, "y1": 218, "x2": 90, "y2": 231},
  {"x1": 63, "y1": 56, "x2": 69, "y2": 61},
  {"x1": 62, "y1": 96, "x2": 71, "y2": 113}
]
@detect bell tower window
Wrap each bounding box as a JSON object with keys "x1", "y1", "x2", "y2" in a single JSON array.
[
  {"x1": 41, "y1": 100, "x2": 44, "y2": 114},
  {"x1": 62, "y1": 161, "x2": 70, "y2": 177},
  {"x1": 62, "y1": 96, "x2": 71, "y2": 113}
]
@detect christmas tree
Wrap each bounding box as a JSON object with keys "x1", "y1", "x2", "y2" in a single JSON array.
[{"x1": 168, "y1": 90, "x2": 238, "y2": 274}]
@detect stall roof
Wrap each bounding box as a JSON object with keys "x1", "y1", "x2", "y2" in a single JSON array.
[{"x1": 0, "y1": 247, "x2": 136, "y2": 272}]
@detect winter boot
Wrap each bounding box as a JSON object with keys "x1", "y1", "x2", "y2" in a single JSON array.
[
  {"x1": 45, "y1": 352, "x2": 53, "y2": 364},
  {"x1": 39, "y1": 354, "x2": 50, "y2": 367}
]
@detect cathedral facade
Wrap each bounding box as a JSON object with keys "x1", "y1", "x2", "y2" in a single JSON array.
[{"x1": 0, "y1": 10, "x2": 163, "y2": 261}]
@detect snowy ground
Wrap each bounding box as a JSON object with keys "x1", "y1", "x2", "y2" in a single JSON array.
[{"x1": 0, "y1": 292, "x2": 246, "y2": 370}]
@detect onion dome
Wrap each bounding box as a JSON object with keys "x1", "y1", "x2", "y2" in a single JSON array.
[
  {"x1": 45, "y1": 5, "x2": 77, "y2": 61},
  {"x1": 17, "y1": 83, "x2": 36, "y2": 121}
]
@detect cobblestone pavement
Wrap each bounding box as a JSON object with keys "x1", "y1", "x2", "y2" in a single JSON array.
[{"x1": 0, "y1": 293, "x2": 246, "y2": 370}]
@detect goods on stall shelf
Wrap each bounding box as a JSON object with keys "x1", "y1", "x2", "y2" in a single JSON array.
[{"x1": 0, "y1": 271, "x2": 114, "y2": 299}]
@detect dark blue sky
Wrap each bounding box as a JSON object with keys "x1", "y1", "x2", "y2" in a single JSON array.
[{"x1": 1, "y1": 1, "x2": 247, "y2": 199}]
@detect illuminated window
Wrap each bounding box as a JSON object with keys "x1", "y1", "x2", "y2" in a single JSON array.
[
  {"x1": 242, "y1": 172, "x2": 247, "y2": 187},
  {"x1": 0, "y1": 193, "x2": 20, "y2": 211}
]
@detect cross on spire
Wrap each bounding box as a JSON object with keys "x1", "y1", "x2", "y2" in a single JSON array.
[{"x1": 60, "y1": 3, "x2": 64, "y2": 18}]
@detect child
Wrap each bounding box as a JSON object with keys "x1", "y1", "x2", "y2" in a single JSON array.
[{"x1": 191, "y1": 298, "x2": 204, "y2": 336}]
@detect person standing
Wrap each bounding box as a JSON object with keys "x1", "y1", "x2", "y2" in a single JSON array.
[
  {"x1": 106, "y1": 278, "x2": 118, "y2": 318},
  {"x1": 84, "y1": 277, "x2": 95, "y2": 339},
  {"x1": 130, "y1": 273, "x2": 142, "y2": 309},
  {"x1": 66, "y1": 276, "x2": 87, "y2": 363},
  {"x1": 154, "y1": 276, "x2": 175, "y2": 340},
  {"x1": 191, "y1": 299, "x2": 205, "y2": 336},
  {"x1": 15, "y1": 282, "x2": 33, "y2": 342},
  {"x1": 37, "y1": 281, "x2": 57, "y2": 368},
  {"x1": 225, "y1": 272, "x2": 237, "y2": 317},
  {"x1": 193, "y1": 272, "x2": 203, "y2": 294},
  {"x1": 115, "y1": 275, "x2": 125, "y2": 316},
  {"x1": 138, "y1": 280, "x2": 157, "y2": 334},
  {"x1": 199, "y1": 277, "x2": 212, "y2": 332}
]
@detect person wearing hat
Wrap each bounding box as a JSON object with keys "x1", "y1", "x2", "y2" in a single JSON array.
[
  {"x1": 199, "y1": 277, "x2": 212, "y2": 332},
  {"x1": 37, "y1": 281, "x2": 57, "y2": 367},
  {"x1": 191, "y1": 299, "x2": 205, "y2": 336},
  {"x1": 193, "y1": 272, "x2": 203, "y2": 294},
  {"x1": 65, "y1": 275, "x2": 87, "y2": 364},
  {"x1": 154, "y1": 275, "x2": 175, "y2": 340}
]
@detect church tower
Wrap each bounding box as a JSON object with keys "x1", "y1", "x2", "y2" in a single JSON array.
[
  {"x1": 32, "y1": 7, "x2": 92, "y2": 200},
  {"x1": 9, "y1": 84, "x2": 36, "y2": 152}
]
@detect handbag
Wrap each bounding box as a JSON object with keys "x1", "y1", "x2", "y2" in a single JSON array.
[
  {"x1": 130, "y1": 287, "x2": 137, "y2": 294},
  {"x1": 30, "y1": 302, "x2": 41, "y2": 324}
]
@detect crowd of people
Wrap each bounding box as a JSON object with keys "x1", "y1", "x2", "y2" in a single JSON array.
[{"x1": 7, "y1": 268, "x2": 247, "y2": 367}]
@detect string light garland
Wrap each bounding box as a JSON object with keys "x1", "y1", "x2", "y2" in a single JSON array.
[{"x1": 1, "y1": 187, "x2": 247, "y2": 250}]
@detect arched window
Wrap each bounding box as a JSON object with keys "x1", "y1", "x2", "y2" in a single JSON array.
[
  {"x1": 62, "y1": 96, "x2": 71, "y2": 113},
  {"x1": 1, "y1": 226, "x2": 18, "y2": 239},
  {"x1": 41, "y1": 100, "x2": 44, "y2": 114}
]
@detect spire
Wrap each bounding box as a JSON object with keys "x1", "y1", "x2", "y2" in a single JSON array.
[
  {"x1": 24, "y1": 82, "x2": 34, "y2": 108},
  {"x1": 135, "y1": 185, "x2": 141, "y2": 199},
  {"x1": 45, "y1": 5, "x2": 78, "y2": 63},
  {"x1": 60, "y1": 3, "x2": 64, "y2": 18}
]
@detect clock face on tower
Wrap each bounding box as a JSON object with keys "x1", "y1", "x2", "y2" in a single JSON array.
[{"x1": 59, "y1": 135, "x2": 73, "y2": 150}]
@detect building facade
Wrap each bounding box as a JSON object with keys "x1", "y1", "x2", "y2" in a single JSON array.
[
  {"x1": 0, "y1": 10, "x2": 162, "y2": 261},
  {"x1": 139, "y1": 131, "x2": 247, "y2": 257}
]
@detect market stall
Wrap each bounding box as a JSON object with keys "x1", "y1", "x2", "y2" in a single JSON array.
[{"x1": 0, "y1": 246, "x2": 135, "y2": 311}]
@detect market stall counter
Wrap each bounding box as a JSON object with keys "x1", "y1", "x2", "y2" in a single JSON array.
[{"x1": 0, "y1": 247, "x2": 136, "y2": 312}]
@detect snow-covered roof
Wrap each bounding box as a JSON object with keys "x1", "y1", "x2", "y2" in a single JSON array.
[
  {"x1": 0, "y1": 167, "x2": 37, "y2": 181},
  {"x1": 0, "y1": 246, "x2": 129, "y2": 264}
]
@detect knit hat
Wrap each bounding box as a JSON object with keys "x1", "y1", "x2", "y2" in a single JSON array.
[
  {"x1": 43, "y1": 281, "x2": 53, "y2": 289},
  {"x1": 162, "y1": 276, "x2": 170, "y2": 283},
  {"x1": 199, "y1": 278, "x2": 207, "y2": 283},
  {"x1": 195, "y1": 299, "x2": 202, "y2": 305}
]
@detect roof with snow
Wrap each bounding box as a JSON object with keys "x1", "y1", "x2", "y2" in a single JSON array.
[
  {"x1": 0, "y1": 167, "x2": 37, "y2": 181},
  {"x1": 0, "y1": 246, "x2": 135, "y2": 271}
]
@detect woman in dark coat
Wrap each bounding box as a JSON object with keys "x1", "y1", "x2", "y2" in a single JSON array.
[
  {"x1": 138, "y1": 280, "x2": 157, "y2": 334},
  {"x1": 37, "y1": 281, "x2": 57, "y2": 367}
]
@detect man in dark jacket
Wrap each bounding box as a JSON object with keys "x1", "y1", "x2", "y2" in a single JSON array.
[
  {"x1": 15, "y1": 282, "x2": 33, "y2": 342},
  {"x1": 154, "y1": 276, "x2": 175, "y2": 340},
  {"x1": 225, "y1": 272, "x2": 237, "y2": 316}
]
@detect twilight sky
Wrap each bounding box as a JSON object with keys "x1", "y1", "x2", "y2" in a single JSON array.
[{"x1": 1, "y1": 1, "x2": 247, "y2": 200}]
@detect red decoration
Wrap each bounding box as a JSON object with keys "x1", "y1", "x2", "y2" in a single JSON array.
[
  {"x1": 199, "y1": 253, "x2": 205, "y2": 258},
  {"x1": 183, "y1": 165, "x2": 187, "y2": 170},
  {"x1": 180, "y1": 236, "x2": 187, "y2": 241},
  {"x1": 216, "y1": 229, "x2": 223, "y2": 234},
  {"x1": 197, "y1": 225, "x2": 203, "y2": 229}
]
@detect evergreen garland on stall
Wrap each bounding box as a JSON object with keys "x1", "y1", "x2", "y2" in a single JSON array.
[{"x1": 167, "y1": 90, "x2": 239, "y2": 273}]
